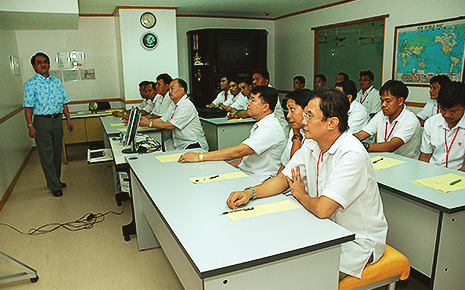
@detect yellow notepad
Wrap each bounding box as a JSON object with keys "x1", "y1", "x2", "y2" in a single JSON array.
[
  {"x1": 105, "y1": 109, "x2": 123, "y2": 113},
  {"x1": 371, "y1": 156, "x2": 406, "y2": 170},
  {"x1": 225, "y1": 200, "x2": 301, "y2": 221},
  {"x1": 189, "y1": 171, "x2": 248, "y2": 184},
  {"x1": 155, "y1": 153, "x2": 183, "y2": 163},
  {"x1": 412, "y1": 173, "x2": 465, "y2": 193},
  {"x1": 117, "y1": 127, "x2": 144, "y2": 132},
  {"x1": 110, "y1": 123, "x2": 125, "y2": 127},
  {"x1": 228, "y1": 118, "x2": 243, "y2": 122}
]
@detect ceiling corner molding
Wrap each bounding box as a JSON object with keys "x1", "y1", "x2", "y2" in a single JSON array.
[
  {"x1": 113, "y1": 6, "x2": 178, "y2": 16},
  {"x1": 274, "y1": 0, "x2": 357, "y2": 21}
]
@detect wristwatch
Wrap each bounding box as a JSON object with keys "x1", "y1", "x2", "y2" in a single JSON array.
[
  {"x1": 245, "y1": 186, "x2": 256, "y2": 200},
  {"x1": 27, "y1": 124, "x2": 33, "y2": 128},
  {"x1": 149, "y1": 121, "x2": 153, "y2": 128},
  {"x1": 198, "y1": 153, "x2": 205, "y2": 162}
]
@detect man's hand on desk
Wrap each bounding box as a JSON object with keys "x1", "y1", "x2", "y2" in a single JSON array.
[
  {"x1": 227, "y1": 189, "x2": 253, "y2": 210},
  {"x1": 178, "y1": 152, "x2": 202, "y2": 163}
]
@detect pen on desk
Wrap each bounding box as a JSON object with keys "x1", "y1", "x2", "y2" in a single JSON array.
[
  {"x1": 221, "y1": 207, "x2": 254, "y2": 215},
  {"x1": 372, "y1": 158, "x2": 383, "y2": 164},
  {"x1": 195, "y1": 174, "x2": 220, "y2": 183},
  {"x1": 450, "y1": 179, "x2": 461, "y2": 186}
]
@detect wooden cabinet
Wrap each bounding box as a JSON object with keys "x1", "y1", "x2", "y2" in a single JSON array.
[
  {"x1": 63, "y1": 116, "x2": 104, "y2": 144},
  {"x1": 187, "y1": 29, "x2": 267, "y2": 107}
]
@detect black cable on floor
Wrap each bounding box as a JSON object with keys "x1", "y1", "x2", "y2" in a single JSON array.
[{"x1": 0, "y1": 203, "x2": 125, "y2": 235}]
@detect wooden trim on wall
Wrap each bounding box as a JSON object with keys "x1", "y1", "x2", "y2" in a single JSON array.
[
  {"x1": 67, "y1": 98, "x2": 123, "y2": 105},
  {"x1": 0, "y1": 107, "x2": 23, "y2": 126},
  {"x1": 0, "y1": 148, "x2": 34, "y2": 213},
  {"x1": 125, "y1": 99, "x2": 143, "y2": 104},
  {"x1": 275, "y1": 0, "x2": 357, "y2": 21},
  {"x1": 177, "y1": 14, "x2": 272, "y2": 21},
  {"x1": 113, "y1": 6, "x2": 178, "y2": 16},
  {"x1": 311, "y1": 14, "x2": 390, "y2": 31},
  {"x1": 405, "y1": 101, "x2": 426, "y2": 108}
]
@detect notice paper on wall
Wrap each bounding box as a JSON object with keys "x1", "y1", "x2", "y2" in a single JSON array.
[
  {"x1": 412, "y1": 173, "x2": 465, "y2": 193},
  {"x1": 225, "y1": 200, "x2": 301, "y2": 221},
  {"x1": 371, "y1": 156, "x2": 406, "y2": 170}
]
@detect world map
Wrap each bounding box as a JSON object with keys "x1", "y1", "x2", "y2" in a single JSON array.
[{"x1": 395, "y1": 20, "x2": 465, "y2": 84}]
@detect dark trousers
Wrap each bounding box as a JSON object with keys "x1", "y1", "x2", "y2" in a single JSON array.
[{"x1": 33, "y1": 116, "x2": 63, "y2": 191}]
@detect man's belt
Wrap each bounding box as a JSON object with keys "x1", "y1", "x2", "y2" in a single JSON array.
[{"x1": 34, "y1": 113, "x2": 62, "y2": 119}]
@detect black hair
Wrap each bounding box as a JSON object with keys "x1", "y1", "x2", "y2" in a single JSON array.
[
  {"x1": 379, "y1": 80, "x2": 409, "y2": 101},
  {"x1": 359, "y1": 70, "x2": 375, "y2": 81},
  {"x1": 156, "y1": 73, "x2": 173, "y2": 86},
  {"x1": 336, "y1": 80, "x2": 358, "y2": 100},
  {"x1": 285, "y1": 89, "x2": 314, "y2": 109},
  {"x1": 251, "y1": 86, "x2": 278, "y2": 111},
  {"x1": 239, "y1": 78, "x2": 253, "y2": 87},
  {"x1": 315, "y1": 74, "x2": 327, "y2": 82},
  {"x1": 252, "y1": 68, "x2": 270, "y2": 81},
  {"x1": 429, "y1": 75, "x2": 452, "y2": 88},
  {"x1": 314, "y1": 87, "x2": 350, "y2": 133},
  {"x1": 174, "y1": 78, "x2": 188, "y2": 93},
  {"x1": 293, "y1": 75, "x2": 306, "y2": 86},
  {"x1": 145, "y1": 81, "x2": 156, "y2": 90},
  {"x1": 437, "y1": 81, "x2": 465, "y2": 109},
  {"x1": 337, "y1": 72, "x2": 350, "y2": 81},
  {"x1": 139, "y1": 81, "x2": 150, "y2": 88},
  {"x1": 31, "y1": 52, "x2": 50, "y2": 66}
]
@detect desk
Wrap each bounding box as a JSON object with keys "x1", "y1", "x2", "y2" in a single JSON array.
[
  {"x1": 100, "y1": 116, "x2": 162, "y2": 149},
  {"x1": 370, "y1": 152, "x2": 465, "y2": 289},
  {"x1": 200, "y1": 117, "x2": 255, "y2": 150},
  {"x1": 128, "y1": 153, "x2": 354, "y2": 290}
]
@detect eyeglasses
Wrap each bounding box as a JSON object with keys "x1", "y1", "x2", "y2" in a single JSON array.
[{"x1": 302, "y1": 111, "x2": 324, "y2": 120}]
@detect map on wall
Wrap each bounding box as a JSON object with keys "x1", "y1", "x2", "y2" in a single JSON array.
[{"x1": 393, "y1": 17, "x2": 465, "y2": 85}]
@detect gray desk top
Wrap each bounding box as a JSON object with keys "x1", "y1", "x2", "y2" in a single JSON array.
[
  {"x1": 370, "y1": 152, "x2": 465, "y2": 213},
  {"x1": 199, "y1": 116, "x2": 255, "y2": 126},
  {"x1": 128, "y1": 152, "x2": 354, "y2": 278},
  {"x1": 100, "y1": 116, "x2": 161, "y2": 136}
]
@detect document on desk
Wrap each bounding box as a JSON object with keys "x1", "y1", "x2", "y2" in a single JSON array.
[
  {"x1": 189, "y1": 171, "x2": 248, "y2": 184},
  {"x1": 412, "y1": 173, "x2": 465, "y2": 193},
  {"x1": 225, "y1": 200, "x2": 301, "y2": 221},
  {"x1": 155, "y1": 153, "x2": 183, "y2": 163},
  {"x1": 371, "y1": 156, "x2": 406, "y2": 170},
  {"x1": 228, "y1": 118, "x2": 243, "y2": 122},
  {"x1": 117, "y1": 127, "x2": 145, "y2": 132},
  {"x1": 110, "y1": 122, "x2": 125, "y2": 127}
]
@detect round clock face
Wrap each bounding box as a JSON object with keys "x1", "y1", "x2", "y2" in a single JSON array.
[
  {"x1": 141, "y1": 32, "x2": 159, "y2": 50},
  {"x1": 140, "y1": 12, "x2": 156, "y2": 29}
]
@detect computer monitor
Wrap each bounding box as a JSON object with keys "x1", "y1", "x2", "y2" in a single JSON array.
[{"x1": 122, "y1": 108, "x2": 141, "y2": 154}]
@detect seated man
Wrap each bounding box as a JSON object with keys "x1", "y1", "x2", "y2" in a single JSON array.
[
  {"x1": 206, "y1": 76, "x2": 230, "y2": 108},
  {"x1": 179, "y1": 86, "x2": 286, "y2": 183},
  {"x1": 139, "y1": 81, "x2": 157, "y2": 116},
  {"x1": 218, "y1": 79, "x2": 247, "y2": 112},
  {"x1": 149, "y1": 73, "x2": 174, "y2": 119},
  {"x1": 354, "y1": 80, "x2": 422, "y2": 159},
  {"x1": 420, "y1": 81, "x2": 465, "y2": 171},
  {"x1": 417, "y1": 75, "x2": 451, "y2": 126},
  {"x1": 113, "y1": 81, "x2": 148, "y2": 117},
  {"x1": 336, "y1": 80, "x2": 369, "y2": 134},
  {"x1": 335, "y1": 72, "x2": 349, "y2": 85},
  {"x1": 293, "y1": 75, "x2": 306, "y2": 90},
  {"x1": 313, "y1": 73, "x2": 327, "y2": 89},
  {"x1": 356, "y1": 70, "x2": 381, "y2": 118},
  {"x1": 228, "y1": 79, "x2": 253, "y2": 119},
  {"x1": 226, "y1": 88, "x2": 387, "y2": 280},
  {"x1": 140, "y1": 78, "x2": 208, "y2": 151}
]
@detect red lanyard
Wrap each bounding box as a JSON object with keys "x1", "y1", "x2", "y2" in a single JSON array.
[
  {"x1": 445, "y1": 127, "x2": 460, "y2": 167},
  {"x1": 316, "y1": 151, "x2": 323, "y2": 197},
  {"x1": 359, "y1": 87, "x2": 373, "y2": 104},
  {"x1": 224, "y1": 91, "x2": 228, "y2": 101},
  {"x1": 384, "y1": 121, "x2": 398, "y2": 142},
  {"x1": 171, "y1": 105, "x2": 178, "y2": 119}
]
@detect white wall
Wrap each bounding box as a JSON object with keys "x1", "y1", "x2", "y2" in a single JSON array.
[
  {"x1": 117, "y1": 8, "x2": 178, "y2": 103},
  {"x1": 0, "y1": 27, "x2": 30, "y2": 201},
  {"x1": 274, "y1": 0, "x2": 464, "y2": 104},
  {"x1": 176, "y1": 17, "x2": 275, "y2": 91},
  {"x1": 15, "y1": 17, "x2": 121, "y2": 111}
]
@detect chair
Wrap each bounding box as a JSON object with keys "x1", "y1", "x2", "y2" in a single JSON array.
[{"x1": 339, "y1": 245, "x2": 410, "y2": 290}]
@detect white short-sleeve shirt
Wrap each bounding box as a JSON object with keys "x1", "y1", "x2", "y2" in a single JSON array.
[
  {"x1": 224, "y1": 92, "x2": 248, "y2": 110},
  {"x1": 348, "y1": 100, "x2": 370, "y2": 134},
  {"x1": 420, "y1": 113, "x2": 465, "y2": 170},
  {"x1": 152, "y1": 92, "x2": 175, "y2": 117},
  {"x1": 362, "y1": 106, "x2": 422, "y2": 158},
  {"x1": 238, "y1": 113, "x2": 286, "y2": 183},
  {"x1": 137, "y1": 99, "x2": 150, "y2": 110},
  {"x1": 417, "y1": 99, "x2": 440, "y2": 121},
  {"x1": 212, "y1": 90, "x2": 230, "y2": 106},
  {"x1": 161, "y1": 95, "x2": 208, "y2": 151},
  {"x1": 280, "y1": 128, "x2": 309, "y2": 167},
  {"x1": 282, "y1": 133, "x2": 388, "y2": 278},
  {"x1": 356, "y1": 86, "x2": 381, "y2": 115}
]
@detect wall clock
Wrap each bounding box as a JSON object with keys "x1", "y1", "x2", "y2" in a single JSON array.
[
  {"x1": 140, "y1": 12, "x2": 156, "y2": 29},
  {"x1": 141, "y1": 32, "x2": 159, "y2": 50}
]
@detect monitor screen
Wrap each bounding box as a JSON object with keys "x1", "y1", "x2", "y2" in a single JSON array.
[{"x1": 122, "y1": 108, "x2": 141, "y2": 154}]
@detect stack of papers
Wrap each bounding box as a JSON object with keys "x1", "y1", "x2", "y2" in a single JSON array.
[
  {"x1": 155, "y1": 153, "x2": 183, "y2": 163},
  {"x1": 371, "y1": 156, "x2": 406, "y2": 170},
  {"x1": 413, "y1": 173, "x2": 465, "y2": 193},
  {"x1": 225, "y1": 200, "x2": 301, "y2": 221},
  {"x1": 189, "y1": 172, "x2": 248, "y2": 184}
]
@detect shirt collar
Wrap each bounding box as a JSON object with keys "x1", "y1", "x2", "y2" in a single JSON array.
[
  {"x1": 383, "y1": 105, "x2": 406, "y2": 124},
  {"x1": 306, "y1": 132, "x2": 348, "y2": 157},
  {"x1": 253, "y1": 112, "x2": 274, "y2": 128},
  {"x1": 438, "y1": 112, "x2": 465, "y2": 130}
]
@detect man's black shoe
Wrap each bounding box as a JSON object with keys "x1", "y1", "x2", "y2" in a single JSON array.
[{"x1": 52, "y1": 190, "x2": 63, "y2": 197}]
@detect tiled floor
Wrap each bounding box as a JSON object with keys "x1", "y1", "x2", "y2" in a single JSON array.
[{"x1": 0, "y1": 144, "x2": 429, "y2": 289}]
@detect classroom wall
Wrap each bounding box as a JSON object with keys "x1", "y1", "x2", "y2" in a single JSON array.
[
  {"x1": 274, "y1": 0, "x2": 464, "y2": 106},
  {"x1": 0, "y1": 27, "x2": 31, "y2": 202},
  {"x1": 176, "y1": 17, "x2": 276, "y2": 90}
]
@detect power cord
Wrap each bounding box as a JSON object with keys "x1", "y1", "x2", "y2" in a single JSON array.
[{"x1": 0, "y1": 203, "x2": 125, "y2": 235}]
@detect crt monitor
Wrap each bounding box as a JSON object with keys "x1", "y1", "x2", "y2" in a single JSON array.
[{"x1": 122, "y1": 108, "x2": 141, "y2": 154}]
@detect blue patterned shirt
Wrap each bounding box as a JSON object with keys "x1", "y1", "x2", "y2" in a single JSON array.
[{"x1": 23, "y1": 73, "x2": 70, "y2": 115}]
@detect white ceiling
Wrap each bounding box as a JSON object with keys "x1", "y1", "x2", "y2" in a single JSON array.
[{"x1": 79, "y1": 0, "x2": 349, "y2": 19}]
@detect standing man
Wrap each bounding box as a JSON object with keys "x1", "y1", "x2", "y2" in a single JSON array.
[
  {"x1": 356, "y1": 70, "x2": 381, "y2": 118},
  {"x1": 23, "y1": 52, "x2": 73, "y2": 197}
]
